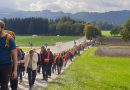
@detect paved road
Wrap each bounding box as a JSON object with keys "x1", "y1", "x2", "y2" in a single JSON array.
[
  {"x1": 34, "y1": 37, "x2": 86, "y2": 53},
  {"x1": 13, "y1": 37, "x2": 87, "y2": 90}
]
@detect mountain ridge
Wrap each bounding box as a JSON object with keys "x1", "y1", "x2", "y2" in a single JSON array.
[{"x1": 0, "y1": 9, "x2": 130, "y2": 25}]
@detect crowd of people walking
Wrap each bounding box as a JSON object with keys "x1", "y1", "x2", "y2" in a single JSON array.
[
  {"x1": 0, "y1": 20, "x2": 94, "y2": 90},
  {"x1": 21, "y1": 40, "x2": 92, "y2": 90}
]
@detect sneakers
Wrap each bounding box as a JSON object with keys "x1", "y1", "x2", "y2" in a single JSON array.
[
  {"x1": 41, "y1": 78, "x2": 45, "y2": 80},
  {"x1": 29, "y1": 86, "x2": 32, "y2": 90},
  {"x1": 48, "y1": 75, "x2": 51, "y2": 78},
  {"x1": 32, "y1": 84, "x2": 37, "y2": 88},
  {"x1": 29, "y1": 84, "x2": 36, "y2": 90},
  {"x1": 19, "y1": 80, "x2": 23, "y2": 85}
]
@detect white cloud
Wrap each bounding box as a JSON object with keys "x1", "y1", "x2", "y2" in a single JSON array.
[
  {"x1": 1, "y1": 0, "x2": 130, "y2": 12},
  {"x1": 14, "y1": 0, "x2": 43, "y2": 11},
  {"x1": 0, "y1": 0, "x2": 17, "y2": 10}
]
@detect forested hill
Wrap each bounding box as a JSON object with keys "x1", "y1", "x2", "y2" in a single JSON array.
[
  {"x1": 0, "y1": 10, "x2": 130, "y2": 25},
  {"x1": 4, "y1": 17, "x2": 84, "y2": 36}
]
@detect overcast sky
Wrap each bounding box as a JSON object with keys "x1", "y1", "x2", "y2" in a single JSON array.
[{"x1": 0, "y1": 0, "x2": 130, "y2": 13}]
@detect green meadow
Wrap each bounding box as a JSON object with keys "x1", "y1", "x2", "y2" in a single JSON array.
[
  {"x1": 101, "y1": 30, "x2": 111, "y2": 37},
  {"x1": 15, "y1": 36, "x2": 80, "y2": 46},
  {"x1": 45, "y1": 47, "x2": 130, "y2": 90}
]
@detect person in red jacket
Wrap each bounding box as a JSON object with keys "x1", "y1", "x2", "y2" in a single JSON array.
[{"x1": 40, "y1": 46, "x2": 49, "y2": 81}]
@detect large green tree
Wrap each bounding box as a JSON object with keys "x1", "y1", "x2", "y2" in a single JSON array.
[
  {"x1": 121, "y1": 18, "x2": 130, "y2": 41},
  {"x1": 110, "y1": 26, "x2": 122, "y2": 36},
  {"x1": 84, "y1": 23, "x2": 101, "y2": 40}
]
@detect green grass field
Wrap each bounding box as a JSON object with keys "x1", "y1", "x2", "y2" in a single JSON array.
[
  {"x1": 45, "y1": 47, "x2": 130, "y2": 90},
  {"x1": 15, "y1": 36, "x2": 80, "y2": 46},
  {"x1": 101, "y1": 30, "x2": 111, "y2": 36}
]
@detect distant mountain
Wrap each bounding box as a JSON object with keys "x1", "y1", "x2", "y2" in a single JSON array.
[
  {"x1": 71, "y1": 10, "x2": 130, "y2": 25},
  {"x1": 0, "y1": 10, "x2": 130, "y2": 25}
]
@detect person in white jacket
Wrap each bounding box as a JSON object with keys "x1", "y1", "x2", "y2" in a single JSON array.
[{"x1": 24, "y1": 49, "x2": 38, "y2": 89}]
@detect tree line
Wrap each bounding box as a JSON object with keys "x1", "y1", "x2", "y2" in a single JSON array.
[
  {"x1": 84, "y1": 17, "x2": 130, "y2": 42},
  {"x1": 3, "y1": 17, "x2": 84, "y2": 36},
  {"x1": 3, "y1": 16, "x2": 124, "y2": 40}
]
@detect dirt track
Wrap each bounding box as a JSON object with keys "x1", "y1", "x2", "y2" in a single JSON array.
[{"x1": 95, "y1": 47, "x2": 130, "y2": 57}]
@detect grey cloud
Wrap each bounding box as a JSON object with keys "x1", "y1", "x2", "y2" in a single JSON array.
[{"x1": 1, "y1": 0, "x2": 130, "y2": 12}]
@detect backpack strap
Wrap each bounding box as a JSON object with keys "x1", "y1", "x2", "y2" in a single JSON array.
[{"x1": 5, "y1": 34, "x2": 13, "y2": 48}]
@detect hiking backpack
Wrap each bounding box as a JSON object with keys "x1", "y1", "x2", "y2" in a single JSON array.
[{"x1": 4, "y1": 30, "x2": 16, "y2": 48}]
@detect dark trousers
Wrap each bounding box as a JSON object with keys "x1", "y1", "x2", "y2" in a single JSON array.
[
  {"x1": 37, "y1": 63, "x2": 42, "y2": 73},
  {"x1": 57, "y1": 65, "x2": 62, "y2": 74},
  {"x1": 52, "y1": 63, "x2": 56, "y2": 73},
  {"x1": 18, "y1": 65, "x2": 24, "y2": 81},
  {"x1": 0, "y1": 63, "x2": 12, "y2": 90},
  {"x1": 10, "y1": 78, "x2": 18, "y2": 90},
  {"x1": 10, "y1": 64, "x2": 23, "y2": 90},
  {"x1": 42, "y1": 63, "x2": 49, "y2": 81},
  {"x1": 27, "y1": 68, "x2": 36, "y2": 87},
  {"x1": 48, "y1": 63, "x2": 52, "y2": 76}
]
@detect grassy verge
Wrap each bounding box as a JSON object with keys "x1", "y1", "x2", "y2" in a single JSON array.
[{"x1": 44, "y1": 47, "x2": 130, "y2": 90}]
